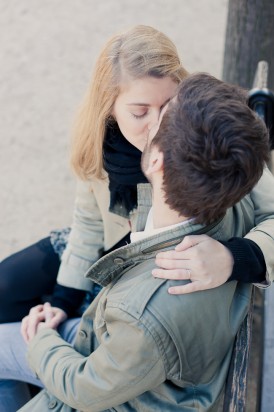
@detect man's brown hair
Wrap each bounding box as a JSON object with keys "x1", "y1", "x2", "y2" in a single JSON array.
[{"x1": 152, "y1": 73, "x2": 270, "y2": 225}]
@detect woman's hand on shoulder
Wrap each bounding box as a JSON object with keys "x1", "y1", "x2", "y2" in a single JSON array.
[
  {"x1": 21, "y1": 302, "x2": 67, "y2": 343},
  {"x1": 152, "y1": 234, "x2": 234, "y2": 294}
]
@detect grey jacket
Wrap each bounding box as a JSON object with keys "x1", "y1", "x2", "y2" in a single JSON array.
[{"x1": 20, "y1": 193, "x2": 257, "y2": 411}]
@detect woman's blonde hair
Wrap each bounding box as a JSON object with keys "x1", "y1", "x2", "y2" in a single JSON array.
[{"x1": 71, "y1": 25, "x2": 188, "y2": 180}]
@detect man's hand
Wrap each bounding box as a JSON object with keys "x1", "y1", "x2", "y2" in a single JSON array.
[
  {"x1": 21, "y1": 302, "x2": 68, "y2": 343},
  {"x1": 152, "y1": 234, "x2": 234, "y2": 294}
]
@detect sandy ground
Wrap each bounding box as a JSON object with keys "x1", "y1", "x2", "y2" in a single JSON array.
[{"x1": 0, "y1": 0, "x2": 228, "y2": 259}]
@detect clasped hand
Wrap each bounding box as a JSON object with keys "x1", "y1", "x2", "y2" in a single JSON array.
[{"x1": 21, "y1": 302, "x2": 67, "y2": 344}]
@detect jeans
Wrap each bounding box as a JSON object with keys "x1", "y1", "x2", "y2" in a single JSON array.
[{"x1": 0, "y1": 317, "x2": 80, "y2": 412}]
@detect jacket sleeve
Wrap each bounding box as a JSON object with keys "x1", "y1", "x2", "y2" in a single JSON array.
[
  {"x1": 56, "y1": 180, "x2": 105, "y2": 291},
  {"x1": 244, "y1": 167, "x2": 274, "y2": 283},
  {"x1": 26, "y1": 309, "x2": 166, "y2": 412},
  {"x1": 221, "y1": 237, "x2": 266, "y2": 283}
]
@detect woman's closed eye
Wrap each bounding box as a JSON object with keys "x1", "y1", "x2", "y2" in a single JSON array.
[{"x1": 131, "y1": 112, "x2": 147, "y2": 119}]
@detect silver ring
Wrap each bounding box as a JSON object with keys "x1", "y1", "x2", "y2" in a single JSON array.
[{"x1": 186, "y1": 268, "x2": 191, "y2": 280}]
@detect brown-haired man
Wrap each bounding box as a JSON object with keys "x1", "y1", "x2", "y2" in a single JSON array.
[
  {"x1": 145, "y1": 72, "x2": 269, "y2": 225},
  {"x1": 18, "y1": 73, "x2": 270, "y2": 411}
]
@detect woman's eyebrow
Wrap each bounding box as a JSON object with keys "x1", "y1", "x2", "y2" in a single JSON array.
[
  {"x1": 126, "y1": 103, "x2": 150, "y2": 106},
  {"x1": 127, "y1": 97, "x2": 172, "y2": 107}
]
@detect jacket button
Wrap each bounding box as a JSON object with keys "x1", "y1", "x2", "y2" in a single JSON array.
[
  {"x1": 114, "y1": 257, "x2": 124, "y2": 265},
  {"x1": 48, "y1": 400, "x2": 57, "y2": 409},
  {"x1": 79, "y1": 329, "x2": 88, "y2": 339}
]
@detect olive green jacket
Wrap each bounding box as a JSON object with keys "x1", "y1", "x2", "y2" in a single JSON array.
[{"x1": 20, "y1": 190, "x2": 260, "y2": 411}]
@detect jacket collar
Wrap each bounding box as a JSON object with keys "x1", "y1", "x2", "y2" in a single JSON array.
[{"x1": 85, "y1": 216, "x2": 225, "y2": 287}]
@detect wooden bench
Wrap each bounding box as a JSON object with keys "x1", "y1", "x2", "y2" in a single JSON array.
[{"x1": 220, "y1": 289, "x2": 255, "y2": 412}]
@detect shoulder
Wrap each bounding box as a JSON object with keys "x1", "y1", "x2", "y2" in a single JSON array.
[{"x1": 106, "y1": 264, "x2": 251, "y2": 381}]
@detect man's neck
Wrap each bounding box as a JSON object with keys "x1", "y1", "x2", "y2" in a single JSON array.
[{"x1": 152, "y1": 185, "x2": 189, "y2": 229}]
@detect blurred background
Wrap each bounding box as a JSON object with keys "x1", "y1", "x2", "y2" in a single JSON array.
[{"x1": 0, "y1": 0, "x2": 228, "y2": 258}]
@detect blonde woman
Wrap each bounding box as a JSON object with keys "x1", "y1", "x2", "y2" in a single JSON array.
[{"x1": 0, "y1": 25, "x2": 186, "y2": 324}]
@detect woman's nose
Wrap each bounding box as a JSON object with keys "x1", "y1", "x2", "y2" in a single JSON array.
[
  {"x1": 148, "y1": 122, "x2": 160, "y2": 142},
  {"x1": 148, "y1": 110, "x2": 161, "y2": 132}
]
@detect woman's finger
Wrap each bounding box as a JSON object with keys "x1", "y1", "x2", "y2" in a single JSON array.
[
  {"x1": 155, "y1": 256, "x2": 192, "y2": 270},
  {"x1": 174, "y1": 234, "x2": 209, "y2": 252},
  {"x1": 152, "y1": 268, "x2": 192, "y2": 280},
  {"x1": 168, "y1": 280, "x2": 209, "y2": 295}
]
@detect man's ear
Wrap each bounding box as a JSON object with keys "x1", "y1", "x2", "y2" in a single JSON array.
[{"x1": 145, "y1": 146, "x2": 164, "y2": 175}]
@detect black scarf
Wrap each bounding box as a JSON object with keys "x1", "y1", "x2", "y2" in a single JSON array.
[{"x1": 103, "y1": 124, "x2": 148, "y2": 218}]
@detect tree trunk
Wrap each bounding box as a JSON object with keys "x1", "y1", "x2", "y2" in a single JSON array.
[{"x1": 222, "y1": 0, "x2": 274, "y2": 89}]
